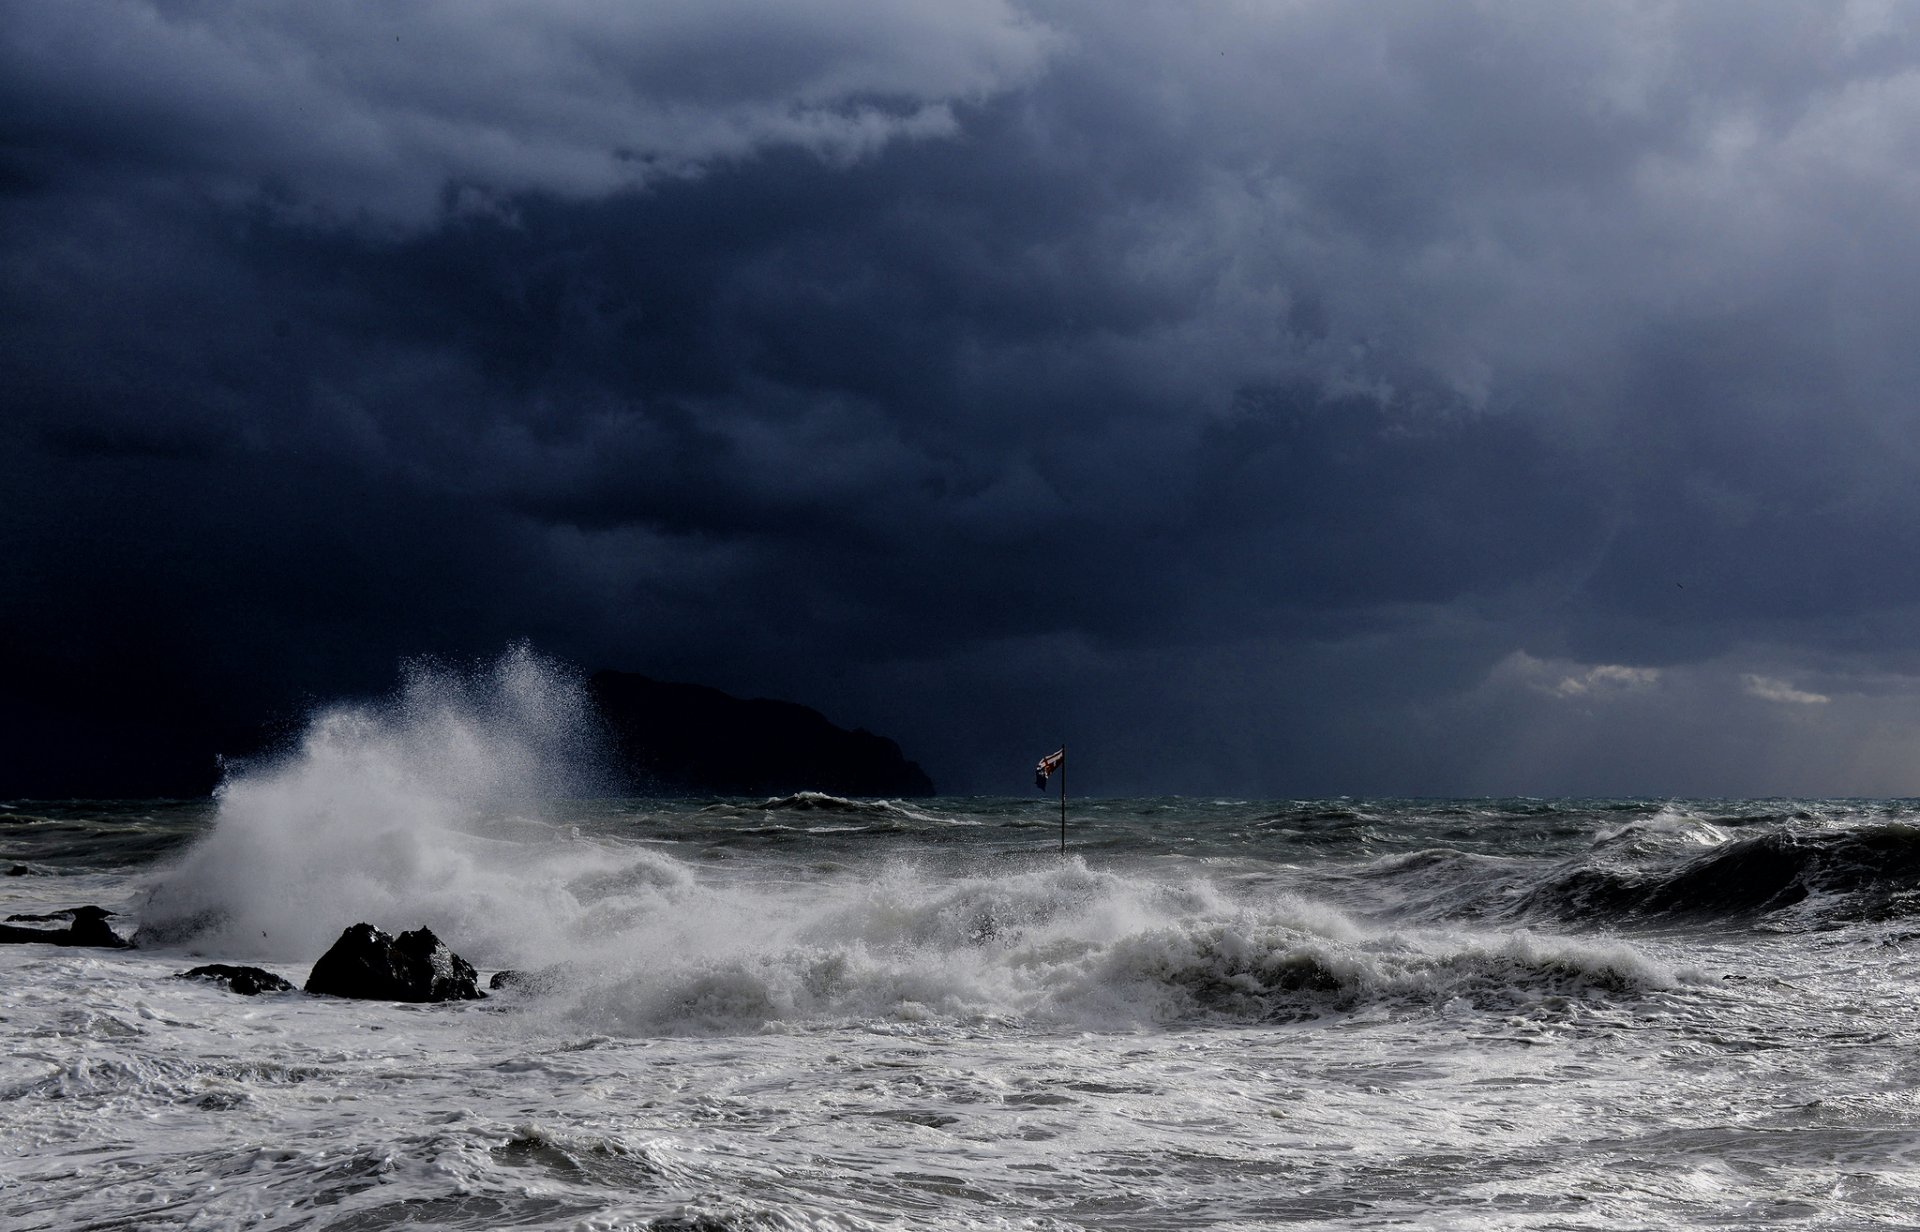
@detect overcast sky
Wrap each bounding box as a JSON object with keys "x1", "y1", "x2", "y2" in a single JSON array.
[{"x1": 8, "y1": 1, "x2": 1920, "y2": 796}]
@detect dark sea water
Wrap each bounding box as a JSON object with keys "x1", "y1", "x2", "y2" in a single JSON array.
[{"x1": 8, "y1": 787, "x2": 1920, "y2": 1230}]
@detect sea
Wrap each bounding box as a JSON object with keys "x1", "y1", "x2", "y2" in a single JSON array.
[{"x1": 6, "y1": 667, "x2": 1920, "y2": 1229}]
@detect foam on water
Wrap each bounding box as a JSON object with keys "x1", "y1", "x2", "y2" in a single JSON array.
[{"x1": 1591, "y1": 803, "x2": 1731, "y2": 852}]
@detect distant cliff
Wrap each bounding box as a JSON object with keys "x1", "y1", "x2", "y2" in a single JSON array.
[
  {"x1": 0, "y1": 671, "x2": 934, "y2": 799},
  {"x1": 589, "y1": 670, "x2": 934, "y2": 798}
]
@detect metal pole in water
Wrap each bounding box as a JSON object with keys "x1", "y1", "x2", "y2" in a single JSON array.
[{"x1": 1059, "y1": 742, "x2": 1067, "y2": 854}]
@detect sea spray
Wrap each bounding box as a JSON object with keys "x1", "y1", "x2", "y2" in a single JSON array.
[{"x1": 138, "y1": 646, "x2": 614, "y2": 963}]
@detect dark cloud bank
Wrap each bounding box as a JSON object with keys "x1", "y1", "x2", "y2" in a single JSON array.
[{"x1": 8, "y1": 1, "x2": 1920, "y2": 797}]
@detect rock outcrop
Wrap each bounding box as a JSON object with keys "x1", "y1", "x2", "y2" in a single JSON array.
[
  {"x1": 0, "y1": 905, "x2": 130, "y2": 948},
  {"x1": 304, "y1": 923, "x2": 483, "y2": 1002},
  {"x1": 591, "y1": 670, "x2": 934, "y2": 797},
  {"x1": 176, "y1": 964, "x2": 295, "y2": 995}
]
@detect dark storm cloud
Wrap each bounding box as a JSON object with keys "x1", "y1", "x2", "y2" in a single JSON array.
[
  {"x1": 0, "y1": 0, "x2": 1053, "y2": 223},
  {"x1": 8, "y1": 1, "x2": 1920, "y2": 794}
]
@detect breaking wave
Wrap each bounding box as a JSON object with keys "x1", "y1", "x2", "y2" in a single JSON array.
[
  {"x1": 136, "y1": 646, "x2": 617, "y2": 962},
  {"x1": 500, "y1": 858, "x2": 1702, "y2": 1036}
]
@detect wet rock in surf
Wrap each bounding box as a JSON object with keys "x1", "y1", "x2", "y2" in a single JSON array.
[
  {"x1": 305, "y1": 923, "x2": 483, "y2": 1003},
  {"x1": 177, "y1": 964, "x2": 295, "y2": 996},
  {"x1": 0, "y1": 905, "x2": 130, "y2": 948}
]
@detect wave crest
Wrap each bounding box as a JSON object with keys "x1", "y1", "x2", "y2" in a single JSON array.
[{"x1": 1520, "y1": 822, "x2": 1920, "y2": 924}]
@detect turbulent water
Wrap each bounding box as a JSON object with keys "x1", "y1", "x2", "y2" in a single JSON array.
[{"x1": 8, "y1": 674, "x2": 1920, "y2": 1228}]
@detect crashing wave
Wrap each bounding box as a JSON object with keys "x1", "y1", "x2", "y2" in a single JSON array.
[{"x1": 502, "y1": 860, "x2": 1699, "y2": 1036}]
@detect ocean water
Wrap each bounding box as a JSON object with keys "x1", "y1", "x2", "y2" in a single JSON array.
[{"x1": 7, "y1": 673, "x2": 1920, "y2": 1229}]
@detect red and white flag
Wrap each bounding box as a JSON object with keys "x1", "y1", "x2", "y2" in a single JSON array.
[{"x1": 1035, "y1": 746, "x2": 1065, "y2": 790}]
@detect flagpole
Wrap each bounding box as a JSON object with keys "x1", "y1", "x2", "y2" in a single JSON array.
[{"x1": 1059, "y1": 741, "x2": 1067, "y2": 854}]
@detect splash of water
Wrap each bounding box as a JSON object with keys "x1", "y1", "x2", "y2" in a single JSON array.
[{"x1": 139, "y1": 646, "x2": 614, "y2": 962}]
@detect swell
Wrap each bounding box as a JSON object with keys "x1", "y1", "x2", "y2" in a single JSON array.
[
  {"x1": 1515, "y1": 823, "x2": 1920, "y2": 926},
  {"x1": 0, "y1": 802, "x2": 212, "y2": 872},
  {"x1": 1295, "y1": 804, "x2": 1920, "y2": 935}
]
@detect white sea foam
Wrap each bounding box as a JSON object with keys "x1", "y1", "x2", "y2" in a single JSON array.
[{"x1": 1593, "y1": 803, "x2": 1730, "y2": 851}]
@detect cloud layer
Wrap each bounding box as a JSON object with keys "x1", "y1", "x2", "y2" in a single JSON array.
[{"x1": 8, "y1": 1, "x2": 1920, "y2": 794}]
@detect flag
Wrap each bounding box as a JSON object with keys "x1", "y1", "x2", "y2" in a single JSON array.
[{"x1": 1035, "y1": 746, "x2": 1064, "y2": 790}]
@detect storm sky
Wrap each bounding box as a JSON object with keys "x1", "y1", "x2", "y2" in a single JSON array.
[{"x1": 8, "y1": 1, "x2": 1920, "y2": 796}]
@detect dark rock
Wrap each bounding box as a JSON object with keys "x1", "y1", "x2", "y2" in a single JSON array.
[
  {"x1": 591, "y1": 670, "x2": 934, "y2": 797},
  {"x1": 489, "y1": 969, "x2": 525, "y2": 991},
  {"x1": 305, "y1": 923, "x2": 483, "y2": 1003},
  {"x1": 0, "y1": 922, "x2": 63, "y2": 944},
  {"x1": 7, "y1": 864, "x2": 30, "y2": 876},
  {"x1": 177, "y1": 964, "x2": 295, "y2": 995},
  {"x1": 0, "y1": 904, "x2": 130, "y2": 948},
  {"x1": 65, "y1": 906, "x2": 128, "y2": 947}
]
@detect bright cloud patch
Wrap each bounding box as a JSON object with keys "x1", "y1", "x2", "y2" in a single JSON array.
[
  {"x1": 1744, "y1": 675, "x2": 1831, "y2": 706},
  {"x1": 1552, "y1": 663, "x2": 1662, "y2": 698},
  {"x1": 1491, "y1": 653, "x2": 1663, "y2": 701}
]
